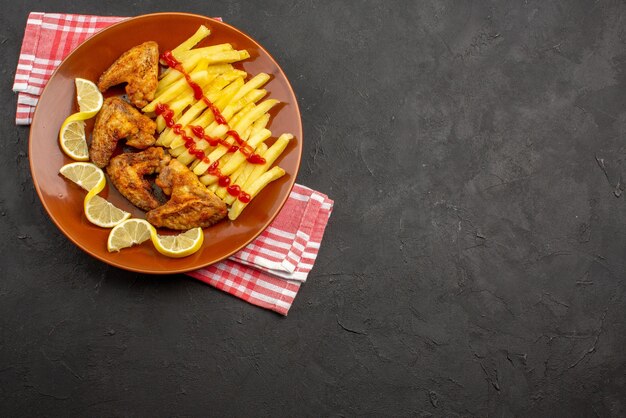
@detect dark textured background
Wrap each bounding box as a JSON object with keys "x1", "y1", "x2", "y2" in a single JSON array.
[{"x1": 2, "y1": 1, "x2": 626, "y2": 416}]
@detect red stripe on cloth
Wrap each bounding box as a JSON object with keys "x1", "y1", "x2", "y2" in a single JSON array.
[
  {"x1": 13, "y1": 12, "x2": 44, "y2": 91},
  {"x1": 187, "y1": 261, "x2": 301, "y2": 316}
]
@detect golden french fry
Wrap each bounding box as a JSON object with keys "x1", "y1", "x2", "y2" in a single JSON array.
[
  {"x1": 157, "y1": 53, "x2": 206, "y2": 93},
  {"x1": 189, "y1": 102, "x2": 256, "y2": 175},
  {"x1": 215, "y1": 162, "x2": 247, "y2": 199},
  {"x1": 160, "y1": 44, "x2": 233, "y2": 80},
  {"x1": 201, "y1": 50, "x2": 250, "y2": 65},
  {"x1": 174, "y1": 123, "x2": 229, "y2": 165},
  {"x1": 143, "y1": 70, "x2": 210, "y2": 113},
  {"x1": 161, "y1": 73, "x2": 243, "y2": 148},
  {"x1": 250, "y1": 113, "x2": 270, "y2": 135},
  {"x1": 167, "y1": 73, "x2": 250, "y2": 136},
  {"x1": 192, "y1": 125, "x2": 253, "y2": 172},
  {"x1": 197, "y1": 129, "x2": 249, "y2": 174},
  {"x1": 222, "y1": 89, "x2": 267, "y2": 121},
  {"x1": 231, "y1": 73, "x2": 270, "y2": 102},
  {"x1": 214, "y1": 78, "x2": 245, "y2": 110},
  {"x1": 216, "y1": 128, "x2": 271, "y2": 176},
  {"x1": 162, "y1": 25, "x2": 211, "y2": 64},
  {"x1": 198, "y1": 99, "x2": 278, "y2": 169},
  {"x1": 228, "y1": 166, "x2": 286, "y2": 220},
  {"x1": 243, "y1": 133, "x2": 292, "y2": 189},
  {"x1": 167, "y1": 75, "x2": 244, "y2": 148},
  {"x1": 155, "y1": 93, "x2": 199, "y2": 133},
  {"x1": 176, "y1": 44, "x2": 233, "y2": 61},
  {"x1": 232, "y1": 99, "x2": 279, "y2": 132},
  {"x1": 223, "y1": 142, "x2": 269, "y2": 205}
]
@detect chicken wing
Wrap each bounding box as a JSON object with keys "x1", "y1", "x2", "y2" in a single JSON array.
[
  {"x1": 97, "y1": 41, "x2": 159, "y2": 108},
  {"x1": 107, "y1": 147, "x2": 171, "y2": 211},
  {"x1": 90, "y1": 97, "x2": 156, "y2": 168},
  {"x1": 146, "y1": 160, "x2": 227, "y2": 230}
]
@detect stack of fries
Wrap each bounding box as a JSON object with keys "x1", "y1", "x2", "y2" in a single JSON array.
[{"x1": 141, "y1": 25, "x2": 292, "y2": 220}]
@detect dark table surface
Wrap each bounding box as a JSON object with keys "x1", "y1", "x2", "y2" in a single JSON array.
[{"x1": 2, "y1": 1, "x2": 626, "y2": 416}]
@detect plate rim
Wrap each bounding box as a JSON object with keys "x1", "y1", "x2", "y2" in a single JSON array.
[{"x1": 28, "y1": 12, "x2": 303, "y2": 275}]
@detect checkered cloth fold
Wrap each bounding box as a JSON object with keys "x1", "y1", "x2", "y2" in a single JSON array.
[{"x1": 14, "y1": 12, "x2": 333, "y2": 315}]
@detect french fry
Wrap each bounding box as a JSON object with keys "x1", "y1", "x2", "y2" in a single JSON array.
[
  {"x1": 159, "y1": 72, "x2": 244, "y2": 147},
  {"x1": 155, "y1": 95, "x2": 196, "y2": 133},
  {"x1": 159, "y1": 44, "x2": 233, "y2": 80},
  {"x1": 159, "y1": 50, "x2": 246, "y2": 91},
  {"x1": 153, "y1": 72, "x2": 223, "y2": 134},
  {"x1": 215, "y1": 163, "x2": 247, "y2": 199},
  {"x1": 166, "y1": 74, "x2": 244, "y2": 148},
  {"x1": 198, "y1": 99, "x2": 278, "y2": 169},
  {"x1": 176, "y1": 44, "x2": 233, "y2": 62},
  {"x1": 162, "y1": 25, "x2": 211, "y2": 64},
  {"x1": 204, "y1": 50, "x2": 250, "y2": 65},
  {"x1": 223, "y1": 142, "x2": 270, "y2": 205},
  {"x1": 168, "y1": 123, "x2": 229, "y2": 158},
  {"x1": 181, "y1": 102, "x2": 255, "y2": 167},
  {"x1": 250, "y1": 113, "x2": 270, "y2": 136},
  {"x1": 243, "y1": 134, "x2": 292, "y2": 189},
  {"x1": 169, "y1": 78, "x2": 244, "y2": 145},
  {"x1": 181, "y1": 82, "x2": 263, "y2": 136},
  {"x1": 192, "y1": 102, "x2": 272, "y2": 177},
  {"x1": 231, "y1": 73, "x2": 271, "y2": 102},
  {"x1": 183, "y1": 125, "x2": 253, "y2": 168},
  {"x1": 232, "y1": 100, "x2": 279, "y2": 132},
  {"x1": 214, "y1": 128, "x2": 271, "y2": 176},
  {"x1": 157, "y1": 53, "x2": 207, "y2": 93},
  {"x1": 143, "y1": 70, "x2": 210, "y2": 113},
  {"x1": 213, "y1": 79, "x2": 247, "y2": 110},
  {"x1": 221, "y1": 89, "x2": 267, "y2": 121},
  {"x1": 228, "y1": 166, "x2": 286, "y2": 220}
]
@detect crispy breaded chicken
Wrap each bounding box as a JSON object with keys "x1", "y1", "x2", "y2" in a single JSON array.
[
  {"x1": 90, "y1": 97, "x2": 156, "y2": 168},
  {"x1": 146, "y1": 160, "x2": 227, "y2": 230},
  {"x1": 97, "y1": 41, "x2": 159, "y2": 108},
  {"x1": 107, "y1": 147, "x2": 171, "y2": 211}
]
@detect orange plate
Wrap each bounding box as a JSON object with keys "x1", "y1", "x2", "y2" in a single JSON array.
[{"x1": 29, "y1": 13, "x2": 302, "y2": 274}]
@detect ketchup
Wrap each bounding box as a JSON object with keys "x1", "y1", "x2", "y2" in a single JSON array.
[{"x1": 161, "y1": 50, "x2": 228, "y2": 125}]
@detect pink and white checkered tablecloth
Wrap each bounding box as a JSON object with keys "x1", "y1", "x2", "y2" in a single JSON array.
[{"x1": 14, "y1": 12, "x2": 334, "y2": 315}]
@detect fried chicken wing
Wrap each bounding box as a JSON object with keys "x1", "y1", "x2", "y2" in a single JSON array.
[
  {"x1": 97, "y1": 41, "x2": 159, "y2": 108},
  {"x1": 146, "y1": 160, "x2": 227, "y2": 230},
  {"x1": 90, "y1": 97, "x2": 156, "y2": 168},
  {"x1": 107, "y1": 147, "x2": 171, "y2": 211}
]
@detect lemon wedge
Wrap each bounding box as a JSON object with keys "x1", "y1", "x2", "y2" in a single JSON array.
[
  {"x1": 58, "y1": 78, "x2": 103, "y2": 160},
  {"x1": 75, "y1": 78, "x2": 104, "y2": 116},
  {"x1": 59, "y1": 162, "x2": 105, "y2": 193},
  {"x1": 59, "y1": 162, "x2": 129, "y2": 228},
  {"x1": 151, "y1": 227, "x2": 204, "y2": 258},
  {"x1": 107, "y1": 219, "x2": 155, "y2": 252},
  {"x1": 84, "y1": 194, "x2": 131, "y2": 228},
  {"x1": 59, "y1": 120, "x2": 89, "y2": 161}
]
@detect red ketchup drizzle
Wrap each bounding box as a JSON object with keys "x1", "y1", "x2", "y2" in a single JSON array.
[
  {"x1": 161, "y1": 50, "x2": 228, "y2": 125},
  {"x1": 159, "y1": 51, "x2": 267, "y2": 203},
  {"x1": 156, "y1": 103, "x2": 209, "y2": 164}
]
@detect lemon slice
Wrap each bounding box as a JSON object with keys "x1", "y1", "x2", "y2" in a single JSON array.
[
  {"x1": 58, "y1": 78, "x2": 103, "y2": 158},
  {"x1": 151, "y1": 227, "x2": 204, "y2": 258},
  {"x1": 59, "y1": 162, "x2": 106, "y2": 193},
  {"x1": 75, "y1": 78, "x2": 104, "y2": 116},
  {"x1": 107, "y1": 219, "x2": 155, "y2": 252},
  {"x1": 84, "y1": 194, "x2": 131, "y2": 228},
  {"x1": 59, "y1": 120, "x2": 89, "y2": 161}
]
